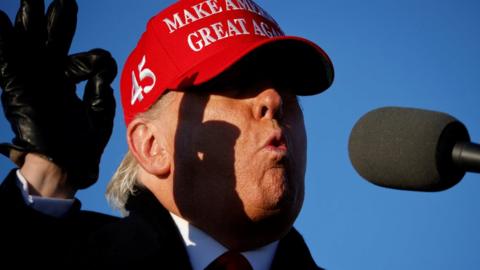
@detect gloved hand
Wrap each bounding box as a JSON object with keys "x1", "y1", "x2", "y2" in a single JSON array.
[{"x1": 0, "y1": 0, "x2": 117, "y2": 189}]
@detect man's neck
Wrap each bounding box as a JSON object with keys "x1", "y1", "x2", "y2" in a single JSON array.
[{"x1": 170, "y1": 212, "x2": 278, "y2": 270}]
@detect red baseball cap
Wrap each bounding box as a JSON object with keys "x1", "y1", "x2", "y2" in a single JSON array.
[{"x1": 121, "y1": 0, "x2": 334, "y2": 125}]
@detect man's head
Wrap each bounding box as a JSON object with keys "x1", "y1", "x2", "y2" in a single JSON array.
[{"x1": 108, "y1": 0, "x2": 334, "y2": 250}]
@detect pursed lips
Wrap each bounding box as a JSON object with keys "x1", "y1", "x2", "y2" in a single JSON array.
[{"x1": 263, "y1": 129, "x2": 288, "y2": 155}]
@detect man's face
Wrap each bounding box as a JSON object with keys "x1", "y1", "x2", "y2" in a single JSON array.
[{"x1": 155, "y1": 61, "x2": 308, "y2": 248}]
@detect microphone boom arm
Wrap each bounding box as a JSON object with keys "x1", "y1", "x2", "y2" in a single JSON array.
[{"x1": 452, "y1": 142, "x2": 480, "y2": 173}]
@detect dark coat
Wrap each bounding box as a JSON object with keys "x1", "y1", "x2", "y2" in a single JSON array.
[
  {"x1": 0, "y1": 169, "x2": 118, "y2": 268},
  {"x1": 0, "y1": 169, "x2": 323, "y2": 269}
]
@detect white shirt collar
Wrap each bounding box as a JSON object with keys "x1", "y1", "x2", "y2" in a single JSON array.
[{"x1": 170, "y1": 212, "x2": 278, "y2": 270}]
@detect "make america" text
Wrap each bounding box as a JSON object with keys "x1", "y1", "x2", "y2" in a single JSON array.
[{"x1": 162, "y1": 0, "x2": 282, "y2": 52}]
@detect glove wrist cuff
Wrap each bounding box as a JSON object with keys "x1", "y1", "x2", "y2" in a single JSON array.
[{"x1": 0, "y1": 143, "x2": 53, "y2": 167}]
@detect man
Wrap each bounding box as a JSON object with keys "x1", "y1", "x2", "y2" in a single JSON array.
[{"x1": 0, "y1": 0, "x2": 333, "y2": 269}]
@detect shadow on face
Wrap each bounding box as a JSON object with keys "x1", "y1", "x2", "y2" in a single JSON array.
[{"x1": 172, "y1": 88, "x2": 252, "y2": 250}]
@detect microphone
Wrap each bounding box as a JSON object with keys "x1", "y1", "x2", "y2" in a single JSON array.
[{"x1": 348, "y1": 107, "x2": 480, "y2": 191}]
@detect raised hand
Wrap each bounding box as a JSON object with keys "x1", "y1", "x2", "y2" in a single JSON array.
[{"x1": 0, "y1": 0, "x2": 117, "y2": 189}]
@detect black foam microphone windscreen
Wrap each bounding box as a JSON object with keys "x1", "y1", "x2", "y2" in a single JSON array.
[{"x1": 348, "y1": 107, "x2": 470, "y2": 191}]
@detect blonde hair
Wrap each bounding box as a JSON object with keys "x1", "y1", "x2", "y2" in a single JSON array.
[
  {"x1": 106, "y1": 91, "x2": 176, "y2": 216},
  {"x1": 106, "y1": 151, "x2": 139, "y2": 216}
]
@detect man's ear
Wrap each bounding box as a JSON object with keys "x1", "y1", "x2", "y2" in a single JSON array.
[{"x1": 127, "y1": 118, "x2": 171, "y2": 176}]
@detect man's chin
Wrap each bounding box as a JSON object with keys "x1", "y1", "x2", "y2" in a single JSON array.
[
  {"x1": 245, "y1": 192, "x2": 302, "y2": 224},
  {"x1": 263, "y1": 172, "x2": 302, "y2": 208}
]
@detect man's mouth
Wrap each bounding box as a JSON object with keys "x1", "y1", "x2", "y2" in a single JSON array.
[{"x1": 264, "y1": 130, "x2": 288, "y2": 153}]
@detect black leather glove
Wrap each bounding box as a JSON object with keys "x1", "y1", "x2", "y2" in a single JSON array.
[{"x1": 0, "y1": 0, "x2": 117, "y2": 189}]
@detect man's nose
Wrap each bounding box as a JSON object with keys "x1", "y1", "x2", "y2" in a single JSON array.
[{"x1": 253, "y1": 88, "x2": 283, "y2": 120}]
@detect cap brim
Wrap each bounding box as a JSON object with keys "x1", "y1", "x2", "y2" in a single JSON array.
[{"x1": 170, "y1": 36, "x2": 334, "y2": 95}]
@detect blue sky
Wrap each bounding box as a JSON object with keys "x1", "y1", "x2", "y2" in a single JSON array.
[{"x1": 1, "y1": 0, "x2": 479, "y2": 269}]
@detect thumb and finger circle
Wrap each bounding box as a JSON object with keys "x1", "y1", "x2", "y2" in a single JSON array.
[
  {"x1": 66, "y1": 49, "x2": 117, "y2": 119},
  {"x1": 0, "y1": 0, "x2": 118, "y2": 189}
]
